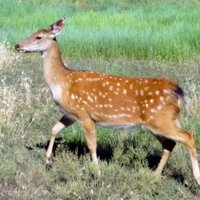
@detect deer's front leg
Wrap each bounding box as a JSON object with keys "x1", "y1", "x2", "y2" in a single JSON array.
[
  {"x1": 46, "y1": 116, "x2": 75, "y2": 167},
  {"x1": 80, "y1": 118, "x2": 98, "y2": 165}
]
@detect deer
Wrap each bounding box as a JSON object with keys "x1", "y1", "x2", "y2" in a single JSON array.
[{"x1": 15, "y1": 17, "x2": 200, "y2": 185}]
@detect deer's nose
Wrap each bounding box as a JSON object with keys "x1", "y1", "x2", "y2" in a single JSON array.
[{"x1": 15, "y1": 44, "x2": 20, "y2": 49}]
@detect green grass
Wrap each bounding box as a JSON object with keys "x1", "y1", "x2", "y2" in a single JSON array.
[{"x1": 1, "y1": 0, "x2": 200, "y2": 60}]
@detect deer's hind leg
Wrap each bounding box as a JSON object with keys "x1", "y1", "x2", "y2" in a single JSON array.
[
  {"x1": 147, "y1": 121, "x2": 200, "y2": 185},
  {"x1": 152, "y1": 134, "x2": 176, "y2": 175}
]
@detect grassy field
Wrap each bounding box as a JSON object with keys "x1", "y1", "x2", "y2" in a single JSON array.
[
  {"x1": 1, "y1": 0, "x2": 200, "y2": 61},
  {"x1": 1, "y1": 0, "x2": 200, "y2": 199}
]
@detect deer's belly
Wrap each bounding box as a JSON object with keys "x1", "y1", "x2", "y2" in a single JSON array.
[{"x1": 96, "y1": 122, "x2": 140, "y2": 130}]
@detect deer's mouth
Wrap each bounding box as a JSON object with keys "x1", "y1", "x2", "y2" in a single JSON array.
[{"x1": 15, "y1": 44, "x2": 28, "y2": 53}]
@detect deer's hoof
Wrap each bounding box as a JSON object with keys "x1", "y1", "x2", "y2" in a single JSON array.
[{"x1": 46, "y1": 162, "x2": 53, "y2": 170}]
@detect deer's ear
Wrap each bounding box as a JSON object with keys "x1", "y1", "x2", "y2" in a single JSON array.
[{"x1": 49, "y1": 17, "x2": 66, "y2": 37}]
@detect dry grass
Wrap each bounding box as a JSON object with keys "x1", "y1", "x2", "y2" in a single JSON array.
[
  {"x1": 184, "y1": 81, "x2": 200, "y2": 118},
  {"x1": 0, "y1": 42, "x2": 200, "y2": 199},
  {"x1": 0, "y1": 41, "x2": 22, "y2": 70}
]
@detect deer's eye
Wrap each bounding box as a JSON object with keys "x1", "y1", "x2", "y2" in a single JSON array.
[{"x1": 36, "y1": 36, "x2": 42, "y2": 40}]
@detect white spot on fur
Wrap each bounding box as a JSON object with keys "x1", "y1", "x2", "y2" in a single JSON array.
[
  {"x1": 155, "y1": 91, "x2": 160, "y2": 95},
  {"x1": 160, "y1": 96, "x2": 164, "y2": 101},
  {"x1": 157, "y1": 105, "x2": 162, "y2": 110},
  {"x1": 87, "y1": 96, "x2": 93, "y2": 102},
  {"x1": 150, "y1": 99, "x2": 154, "y2": 103},
  {"x1": 71, "y1": 94, "x2": 75, "y2": 99},
  {"x1": 163, "y1": 89, "x2": 169, "y2": 94}
]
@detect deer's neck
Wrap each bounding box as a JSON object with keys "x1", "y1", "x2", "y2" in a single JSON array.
[{"x1": 42, "y1": 40, "x2": 71, "y2": 88}]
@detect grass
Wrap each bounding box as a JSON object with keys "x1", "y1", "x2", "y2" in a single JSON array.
[
  {"x1": 0, "y1": 41, "x2": 200, "y2": 199},
  {"x1": 1, "y1": 0, "x2": 200, "y2": 60},
  {"x1": 0, "y1": 0, "x2": 200, "y2": 199}
]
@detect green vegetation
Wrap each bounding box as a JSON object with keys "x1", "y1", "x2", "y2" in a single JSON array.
[
  {"x1": 1, "y1": 0, "x2": 200, "y2": 60},
  {"x1": 0, "y1": 0, "x2": 200, "y2": 199}
]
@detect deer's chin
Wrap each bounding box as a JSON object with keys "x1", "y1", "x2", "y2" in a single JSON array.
[{"x1": 17, "y1": 49, "x2": 27, "y2": 53}]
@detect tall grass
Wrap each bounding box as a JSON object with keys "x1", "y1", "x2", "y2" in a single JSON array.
[
  {"x1": 63, "y1": 9, "x2": 200, "y2": 60},
  {"x1": 1, "y1": 0, "x2": 200, "y2": 60}
]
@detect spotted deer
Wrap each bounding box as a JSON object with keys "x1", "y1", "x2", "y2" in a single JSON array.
[{"x1": 15, "y1": 17, "x2": 200, "y2": 184}]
